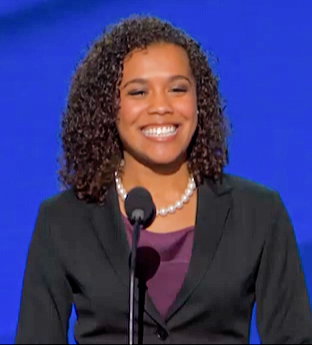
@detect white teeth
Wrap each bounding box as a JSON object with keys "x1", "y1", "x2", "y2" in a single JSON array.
[{"x1": 142, "y1": 126, "x2": 177, "y2": 137}]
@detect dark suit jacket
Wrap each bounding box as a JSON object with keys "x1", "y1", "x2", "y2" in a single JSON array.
[{"x1": 16, "y1": 175, "x2": 312, "y2": 344}]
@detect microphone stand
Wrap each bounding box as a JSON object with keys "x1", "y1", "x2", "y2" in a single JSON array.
[
  {"x1": 125, "y1": 187, "x2": 156, "y2": 345},
  {"x1": 128, "y1": 218, "x2": 142, "y2": 345},
  {"x1": 137, "y1": 279, "x2": 147, "y2": 345}
]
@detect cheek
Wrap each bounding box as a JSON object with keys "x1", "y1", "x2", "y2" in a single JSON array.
[
  {"x1": 116, "y1": 106, "x2": 143, "y2": 146},
  {"x1": 188, "y1": 94, "x2": 198, "y2": 131},
  {"x1": 118, "y1": 97, "x2": 145, "y2": 129},
  {"x1": 116, "y1": 111, "x2": 130, "y2": 144},
  {"x1": 174, "y1": 97, "x2": 198, "y2": 127},
  {"x1": 189, "y1": 113, "x2": 198, "y2": 140}
]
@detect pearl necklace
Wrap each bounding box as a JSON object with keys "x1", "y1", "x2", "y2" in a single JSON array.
[{"x1": 115, "y1": 170, "x2": 196, "y2": 217}]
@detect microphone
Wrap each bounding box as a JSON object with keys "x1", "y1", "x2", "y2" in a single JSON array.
[
  {"x1": 124, "y1": 187, "x2": 156, "y2": 345},
  {"x1": 125, "y1": 187, "x2": 156, "y2": 228}
]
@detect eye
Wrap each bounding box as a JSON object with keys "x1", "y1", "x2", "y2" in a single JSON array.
[
  {"x1": 171, "y1": 86, "x2": 188, "y2": 93},
  {"x1": 127, "y1": 90, "x2": 147, "y2": 96}
]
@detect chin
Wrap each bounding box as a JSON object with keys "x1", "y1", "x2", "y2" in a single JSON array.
[
  {"x1": 142, "y1": 151, "x2": 187, "y2": 168},
  {"x1": 123, "y1": 142, "x2": 188, "y2": 168}
]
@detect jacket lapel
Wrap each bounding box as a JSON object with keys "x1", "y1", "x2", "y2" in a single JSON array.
[
  {"x1": 91, "y1": 184, "x2": 131, "y2": 288},
  {"x1": 90, "y1": 184, "x2": 167, "y2": 328},
  {"x1": 165, "y1": 177, "x2": 233, "y2": 322}
]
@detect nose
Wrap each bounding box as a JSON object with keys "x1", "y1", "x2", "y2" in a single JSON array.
[{"x1": 147, "y1": 90, "x2": 174, "y2": 115}]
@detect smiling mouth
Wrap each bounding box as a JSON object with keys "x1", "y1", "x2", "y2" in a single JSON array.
[{"x1": 141, "y1": 125, "x2": 179, "y2": 138}]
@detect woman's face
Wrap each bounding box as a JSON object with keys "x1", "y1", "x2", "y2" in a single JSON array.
[{"x1": 117, "y1": 43, "x2": 198, "y2": 167}]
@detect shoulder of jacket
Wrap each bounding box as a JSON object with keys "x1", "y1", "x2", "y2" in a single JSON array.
[
  {"x1": 39, "y1": 188, "x2": 92, "y2": 220},
  {"x1": 222, "y1": 173, "x2": 281, "y2": 204}
]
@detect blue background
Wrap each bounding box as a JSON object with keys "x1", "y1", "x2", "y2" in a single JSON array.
[{"x1": 0, "y1": 0, "x2": 311, "y2": 343}]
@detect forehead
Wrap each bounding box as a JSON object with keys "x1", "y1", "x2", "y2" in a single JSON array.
[{"x1": 122, "y1": 43, "x2": 192, "y2": 78}]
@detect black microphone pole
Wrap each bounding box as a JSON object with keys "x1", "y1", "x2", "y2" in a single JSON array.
[
  {"x1": 135, "y1": 247, "x2": 161, "y2": 345},
  {"x1": 137, "y1": 279, "x2": 147, "y2": 345},
  {"x1": 125, "y1": 187, "x2": 156, "y2": 345},
  {"x1": 128, "y1": 211, "x2": 143, "y2": 345}
]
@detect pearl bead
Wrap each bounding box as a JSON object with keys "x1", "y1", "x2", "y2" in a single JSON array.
[
  {"x1": 159, "y1": 208, "x2": 168, "y2": 216},
  {"x1": 168, "y1": 205, "x2": 175, "y2": 213},
  {"x1": 185, "y1": 188, "x2": 193, "y2": 197},
  {"x1": 175, "y1": 200, "x2": 183, "y2": 209},
  {"x1": 181, "y1": 194, "x2": 189, "y2": 203}
]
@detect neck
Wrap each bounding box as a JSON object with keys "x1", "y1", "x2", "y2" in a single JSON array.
[{"x1": 119, "y1": 155, "x2": 191, "y2": 204}]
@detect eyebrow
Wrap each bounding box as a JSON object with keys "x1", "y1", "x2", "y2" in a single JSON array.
[{"x1": 122, "y1": 75, "x2": 192, "y2": 89}]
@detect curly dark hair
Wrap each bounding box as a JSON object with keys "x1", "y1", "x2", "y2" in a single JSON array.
[{"x1": 59, "y1": 15, "x2": 230, "y2": 203}]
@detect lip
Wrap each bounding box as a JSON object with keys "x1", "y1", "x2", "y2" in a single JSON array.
[
  {"x1": 140, "y1": 123, "x2": 180, "y2": 130},
  {"x1": 140, "y1": 125, "x2": 180, "y2": 142}
]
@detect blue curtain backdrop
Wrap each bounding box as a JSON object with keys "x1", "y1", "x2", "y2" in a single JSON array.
[{"x1": 0, "y1": 0, "x2": 311, "y2": 343}]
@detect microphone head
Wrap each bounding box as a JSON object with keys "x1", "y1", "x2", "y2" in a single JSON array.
[{"x1": 125, "y1": 187, "x2": 156, "y2": 228}]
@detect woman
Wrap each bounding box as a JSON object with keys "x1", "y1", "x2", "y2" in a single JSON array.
[{"x1": 16, "y1": 16, "x2": 312, "y2": 344}]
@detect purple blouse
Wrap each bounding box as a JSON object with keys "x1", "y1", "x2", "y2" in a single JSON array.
[{"x1": 122, "y1": 215, "x2": 195, "y2": 319}]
